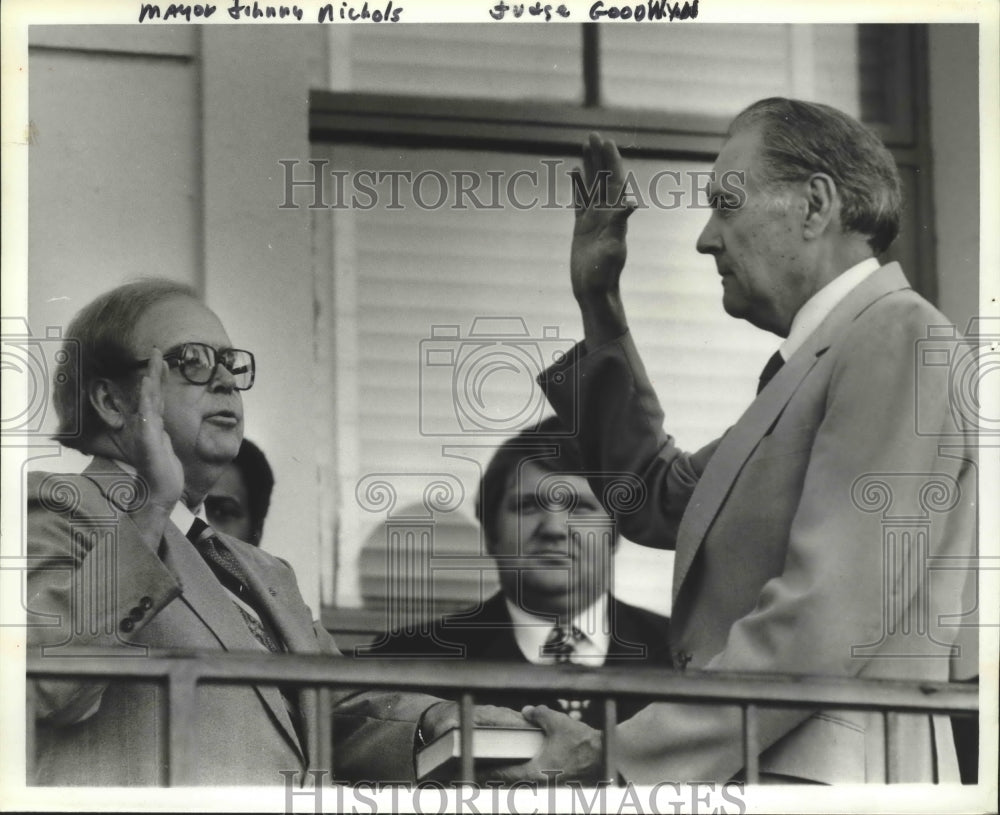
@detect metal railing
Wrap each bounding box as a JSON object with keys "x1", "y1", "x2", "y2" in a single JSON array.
[{"x1": 26, "y1": 649, "x2": 977, "y2": 786}]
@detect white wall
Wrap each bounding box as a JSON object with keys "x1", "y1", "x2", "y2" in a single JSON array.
[{"x1": 199, "y1": 27, "x2": 328, "y2": 610}]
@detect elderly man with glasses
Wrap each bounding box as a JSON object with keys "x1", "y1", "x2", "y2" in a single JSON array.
[{"x1": 26, "y1": 279, "x2": 524, "y2": 787}]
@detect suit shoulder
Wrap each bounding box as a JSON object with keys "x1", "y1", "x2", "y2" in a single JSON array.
[
  {"x1": 833, "y1": 287, "x2": 952, "y2": 376},
  {"x1": 856, "y1": 286, "x2": 951, "y2": 337},
  {"x1": 27, "y1": 469, "x2": 104, "y2": 513}
]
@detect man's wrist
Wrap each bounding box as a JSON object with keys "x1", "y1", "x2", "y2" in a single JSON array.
[{"x1": 578, "y1": 292, "x2": 628, "y2": 351}]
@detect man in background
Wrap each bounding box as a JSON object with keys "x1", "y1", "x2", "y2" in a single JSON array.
[
  {"x1": 371, "y1": 416, "x2": 672, "y2": 728},
  {"x1": 205, "y1": 437, "x2": 274, "y2": 546}
]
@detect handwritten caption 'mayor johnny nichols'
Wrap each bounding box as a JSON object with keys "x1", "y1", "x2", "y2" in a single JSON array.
[{"x1": 137, "y1": 0, "x2": 699, "y2": 24}]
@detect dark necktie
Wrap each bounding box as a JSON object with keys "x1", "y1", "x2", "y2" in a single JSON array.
[
  {"x1": 187, "y1": 518, "x2": 281, "y2": 653},
  {"x1": 757, "y1": 350, "x2": 785, "y2": 395},
  {"x1": 541, "y1": 625, "x2": 591, "y2": 721}
]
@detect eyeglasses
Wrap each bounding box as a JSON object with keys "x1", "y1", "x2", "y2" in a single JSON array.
[{"x1": 133, "y1": 342, "x2": 256, "y2": 391}]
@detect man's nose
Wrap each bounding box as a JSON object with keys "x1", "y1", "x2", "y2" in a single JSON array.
[
  {"x1": 535, "y1": 509, "x2": 567, "y2": 540},
  {"x1": 696, "y1": 215, "x2": 722, "y2": 255},
  {"x1": 208, "y1": 362, "x2": 237, "y2": 392}
]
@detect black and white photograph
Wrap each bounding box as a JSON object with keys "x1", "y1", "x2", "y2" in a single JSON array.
[{"x1": 1, "y1": 0, "x2": 996, "y2": 812}]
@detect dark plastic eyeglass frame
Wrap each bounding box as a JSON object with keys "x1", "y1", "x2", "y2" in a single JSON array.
[{"x1": 132, "y1": 342, "x2": 256, "y2": 391}]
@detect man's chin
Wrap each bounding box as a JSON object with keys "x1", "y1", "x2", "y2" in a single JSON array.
[{"x1": 200, "y1": 436, "x2": 242, "y2": 465}]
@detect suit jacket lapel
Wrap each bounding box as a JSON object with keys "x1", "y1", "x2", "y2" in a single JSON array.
[
  {"x1": 208, "y1": 537, "x2": 319, "y2": 759},
  {"x1": 84, "y1": 458, "x2": 306, "y2": 761},
  {"x1": 671, "y1": 263, "x2": 912, "y2": 600},
  {"x1": 455, "y1": 593, "x2": 525, "y2": 660}
]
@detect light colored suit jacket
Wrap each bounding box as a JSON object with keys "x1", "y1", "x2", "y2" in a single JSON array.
[
  {"x1": 27, "y1": 457, "x2": 438, "y2": 786},
  {"x1": 540, "y1": 263, "x2": 976, "y2": 783}
]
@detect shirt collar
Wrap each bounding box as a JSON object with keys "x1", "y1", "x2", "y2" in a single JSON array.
[
  {"x1": 505, "y1": 593, "x2": 611, "y2": 666},
  {"x1": 108, "y1": 458, "x2": 203, "y2": 535},
  {"x1": 780, "y1": 257, "x2": 881, "y2": 361}
]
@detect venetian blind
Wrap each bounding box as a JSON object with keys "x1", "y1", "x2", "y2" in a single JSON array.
[{"x1": 315, "y1": 143, "x2": 777, "y2": 617}]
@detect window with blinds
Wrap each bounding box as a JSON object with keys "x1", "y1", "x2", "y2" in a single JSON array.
[
  {"x1": 313, "y1": 142, "x2": 776, "y2": 620},
  {"x1": 309, "y1": 24, "x2": 928, "y2": 628}
]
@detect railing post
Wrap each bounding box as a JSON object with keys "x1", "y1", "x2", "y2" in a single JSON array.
[
  {"x1": 602, "y1": 697, "x2": 618, "y2": 785},
  {"x1": 458, "y1": 692, "x2": 474, "y2": 784},
  {"x1": 165, "y1": 662, "x2": 200, "y2": 786},
  {"x1": 742, "y1": 704, "x2": 759, "y2": 784},
  {"x1": 883, "y1": 710, "x2": 894, "y2": 784},
  {"x1": 317, "y1": 686, "x2": 333, "y2": 777}
]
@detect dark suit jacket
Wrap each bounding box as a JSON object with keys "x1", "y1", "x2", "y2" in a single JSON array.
[
  {"x1": 369, "y1": 592, "x2": 672, "y2": 727},
  {"x1": 27, "y1": 458, "x2": 438, "y2": 786},
  {"x1": 539, "y1": 263, "x2": 976, "y2": 783}
]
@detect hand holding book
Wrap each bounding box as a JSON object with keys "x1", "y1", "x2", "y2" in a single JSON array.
[
  {"x1": 482, "y1": 704, "x2": 605, "y2": 785},
  {"x1": 418, "y1": 700, "x2": 532, "y2": 745}
]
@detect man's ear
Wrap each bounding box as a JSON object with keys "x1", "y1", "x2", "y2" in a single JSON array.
[
  {"x1": 88, "y1": 377, "x2": 130, "y2": 432},
  {"x1": 802, "y1": 172, "x2": 838, "y2": 240}
]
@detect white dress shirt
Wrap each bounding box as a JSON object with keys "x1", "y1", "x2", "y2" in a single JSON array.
[
  {"x1": 505, "y1": 593, "x2": 611, "y2": 666},
  {"x1": 779, "y1": 256, "x2": 881, "y2": 361}
]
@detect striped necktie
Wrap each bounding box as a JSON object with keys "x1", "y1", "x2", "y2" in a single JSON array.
[
  {"x1": 541, "y1": 625, "x2": 592, "y2": 720},
  {"x1": 187, "y1": 518, "x2": 280, "y2": 653}
]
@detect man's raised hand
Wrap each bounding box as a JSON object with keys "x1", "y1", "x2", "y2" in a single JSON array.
[
  {"x1": 569, "y1": 133, "x2": 635, "y2": 348},
  {"x1": 131, "y1": 349, "x2": 185, "y2": 508},
  {"x1": 570, "y1": 133, "x2": 635, "y2": 302}
]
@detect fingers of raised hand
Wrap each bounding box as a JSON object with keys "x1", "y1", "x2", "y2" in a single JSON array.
[{"x1": 138, "y1": 348, "x2": 168, "y2": 421}]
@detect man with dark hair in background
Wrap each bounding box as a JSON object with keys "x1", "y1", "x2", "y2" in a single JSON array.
[
  {"x1": 26, "y1": 278, "x2": 527, "y2": 786},
  {"x1": 372, "y1": 415, "x2": 672, "y2": 728},
  {"x1": 206, "y1": 438, "x2": 274, "y2": 546},
  {"x1": 500, "y1": 98, "x2": 977, "y2": 784}
]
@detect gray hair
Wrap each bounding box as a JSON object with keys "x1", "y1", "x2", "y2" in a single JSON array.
[
  {"x1": 53, "y1": 278, "x2": 199, "y2": 452},
  {"x1": 729, "y1": 97, "x2": 902, "y2": 254}
]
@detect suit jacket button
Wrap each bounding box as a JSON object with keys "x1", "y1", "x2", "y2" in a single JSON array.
[
  {"x1": 120, "y1": 618, "x2": 135, "y2": 633},
  {"x1": 129, "y1": 607, "x2": 144, "y2": 622},
  {"x1": 139, "y1": 596, "x2": 153, "y2": 610}
]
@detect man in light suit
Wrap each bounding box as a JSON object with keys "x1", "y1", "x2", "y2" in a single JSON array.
[
  {"x1": 506, "y1": 98, "x2": 977, "y2": 783},
  {"x1": 371, "y1": 416, "x2": 673, "y2": 728},
  {"x1": 26, "y1": 279, "x2": 524, "y2": 786}
]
